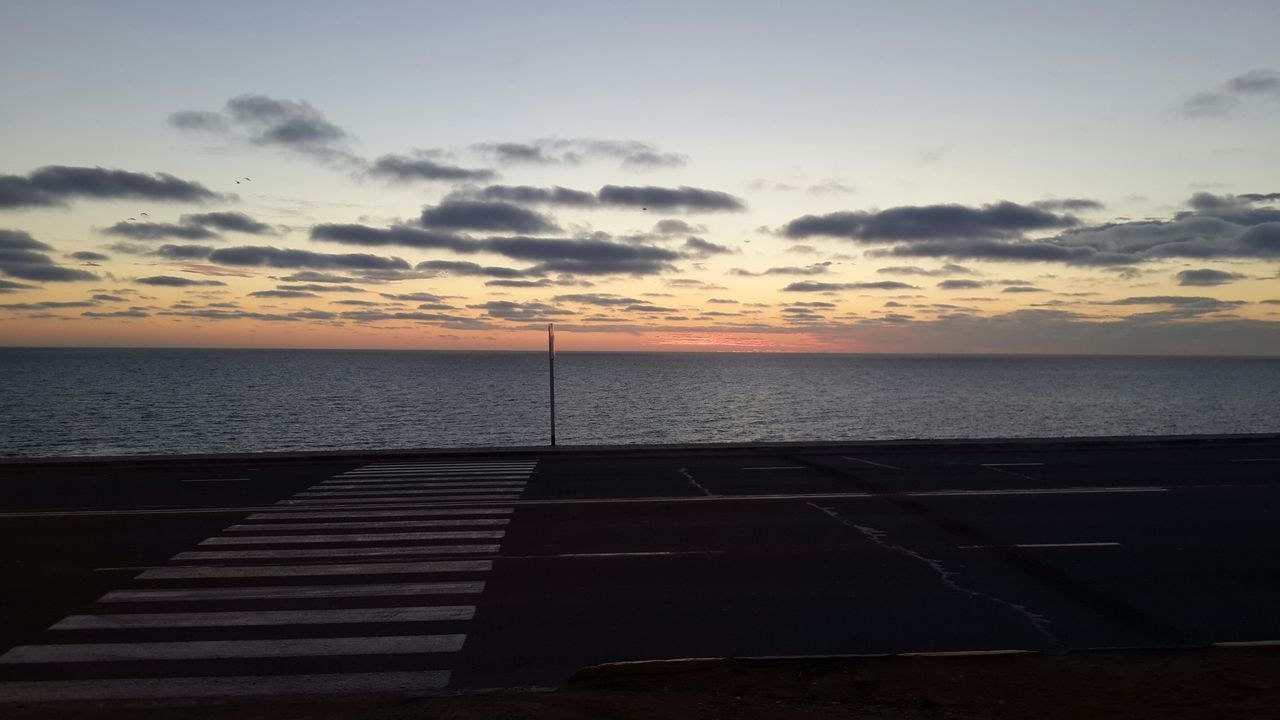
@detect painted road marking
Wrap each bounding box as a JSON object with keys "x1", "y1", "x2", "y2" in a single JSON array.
[
  {"x1": 181, "y1": 478, "x2": 252, "y2": 483},
  {"x1": 51, "y1": 606, "x2": 476, "y2": 630},
  {"x1": 741, "y1": 466, "x2": 806, "y2": 470},
  {"x1": 200, "y1": 530, "x2": 505, "y2": 545},
  {"x1": 100, "y1": 581, "x2": 485, "y2": 603},
  {"x1": 277, "y1": 489, "x2": 522, "y2": 502},
  {"x1": 960, "y1": 542, "x2": 1121, "y2": 549},
  {"x1": 982, "y1": 462, "x2": 1046, "y2": 467},
  {"x1": 247, "y1": 508, "x2": 514, "y2": 520},
  {"x1": 0, "y1": 635, "x2": 465, "y2": 663},
  {"x1": 842, "y1": 456, "x2": 901, "y2": 469},
  {"x1": 298, "y1": 487, "x2": 524, "y2": 496},
  {"x1": 227, "y1": 519, "x2": 510, "y2": 531},
  {"x1": 172, "y1": 545, "x2": 500, "y2": 561},
  {"x1": 0, "y1": 672, "x2": 452, "y2": 702},
  {"x1": 135, "y1": 560, "x2": 493, "y2": 579},
  {"x1": 317, "y1": 480, "x2": 527, "y2": 488}
]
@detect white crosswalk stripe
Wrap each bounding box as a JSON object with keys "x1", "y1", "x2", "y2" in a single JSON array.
[{"x1": 0, "y1": 458, "x2": 536, "y2": 702}]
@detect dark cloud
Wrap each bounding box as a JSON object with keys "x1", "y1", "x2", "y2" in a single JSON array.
[
  {"x1": 1, "y1": 300, "x2": 98, "y2": 310},
  {"x1": 682, "y1": 237, "x2": 735, "y2": 258},
  {"x1": 92, "y1": 294, "x2": 127, "y2": 301},
  {"x1": 782, "y1": 280, "x2": 918, "y2": 292},
  {"x1": 878, "y1": 264, "x2": 975, "y2": 277},
  {"x1": 621, "y1": 151, "x2": 688, "y2": 169},
  {"x1": 1032, "y1": 198, "x2": 1106, "y2": 212},
  {"x1": 468, "y1": 185, "x2": 598, "y2": 207},
  {"x1": 167, "y1": 110, "x2": 228, "y2": 133},
  {"x1": 310, "y1": 224, "x2": 475, "y2": 252},
  {"x1": 0, "y1": 278, "x2": 37, "y2": 292},
  {"x1": 180, "y1": 211, "x2": 274, "y2": 235},
  {"x1": 598, "y1": 185, "x2": 745, "y2": 212},
  {"x1": 82, "y1": 309, "x2": 149, "y2": 318},
  {"x1": 152, "y1": 244, "x2": 215, "y2": 260},
  {"x1": 370, "y1": 153, "x2": 495, "y2": 182},
  {"x1": 414, "y1": 260, "x2": 527, "y2": 278},
  {"x1": 553, "y1": 293, "x2": 647, "y2": 306},
  {"x1": 0, "y1": 166, "x2": 226, "y2": 209},
  {"x1": 225, "y1": 95, "x2": 347, "y2": 146},
  {"x1": 653, "y1": 219, "x2": 704, "y2": 236},
  {"x1": 280, "y1": 271, "x2": 360, "y2": 283},
  {"x1": 477, "y1": 142, "x2": 553, "y2": 165},
  {"x1": 379, "y1": 292, "x2": 448, "y2": 303},
  {"x1": 1176, "y1": 268, "x2": 1248, "y2": 286},
  {"x1": 485, "y1": 278, "x2": 583, "y2": 288},
  {"x1": 782, "y1": 201, "x2": 1077, "y2": 241},
  {"x1": 102, "y1": 221, "x2": 220, "y2": 241},
  {"x1": 276, "y1": 284, "x2": 366, "y2": 293},
  {"x1": 468, "y1": 300, "x2": 573, "y2": 322},
  {"x1": 481, "y1": 236, "x2": 680, "y2": 276},
  {"x1": 68, "y1": 251, "x2": 109, "y2": 262},
  {"x1": 938, "y1": 279, "x2": 987, "y2": 290},
  {"x1": 0, "y1": 229, "x2": 98, "y2": 281},
  {"x1": 135, "y1": 275, "x2": 227, "y2": 287},
  {"x1": 419, "y1": 200, "x2": 558, "y2": 234},
  {"x1": 1181, "y1": 69, "x2": 1280, "y2": 116},
  {"x1": 209, "y1": 246, "x2": 411, "y2": 270},
  {"x1": 731, "y1": 262, "x2": 833, "y2": 277},
  {"x1": 1002, "y1": 286, "x2": 1047, "y2": 293},
  {"x1": 247, "y1": 289, "x2": 319, "y2": 298},
  {"x1": 665, "y1": 278, "x2": 727, "y2": 290}
]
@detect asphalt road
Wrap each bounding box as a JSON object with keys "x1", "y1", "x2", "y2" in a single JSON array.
[{"x1": 0, "y1": 435, "x2": 1278, "y2": 702}]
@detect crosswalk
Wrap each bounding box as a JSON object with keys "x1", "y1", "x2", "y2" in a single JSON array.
[{"x1": 0, "y1": 458, "x2": 536, "y2": 703}]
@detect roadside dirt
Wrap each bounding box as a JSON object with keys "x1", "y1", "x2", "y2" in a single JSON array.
[{"x1": 6, "y1": 648, "x2": 1279, "y2": 719}]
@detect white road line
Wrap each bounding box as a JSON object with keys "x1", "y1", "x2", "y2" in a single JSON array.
[
  {"x1": 960, "y1": 542, "x2": 1121, "y2": 549},
  {"x1": 344, "y1": 467, "x2": 533, "y2": 473},
  {"x1": 981, "y1": 463, "x2": 1046, "y2": 467},
  {"x1": 1229, "y1": 458, "x2": 1280, "y2": 462},
  {"x1": 841, "y1": 456, "x2": 901, "y2": 470},
  {"x1": 0, "y1": 635, "x2": 465, "y2": 664},
  {"x1": 0, "y1": 672, "x2": 452, "y2": 702},
  {"x1": 172, "y1": 545, "x2": 499, "y2": 561},
  {"x1": 522, "y1": 551, "x2": 724, "y2": 559},
  {"x1": 136, "y1": 560, "x2": 493, "y2": 579},
  {"x1": 100, "y1": 581, "x2": 484, "y2": 603},
  {"x1": 278, "y1": 495, "x2": 521, "y2": 505},
  {"x1": 227, "y1": 519, "x2": 510, "y2": 531},
  {"x1": 317, "y1": 481, "x2": 527, "y2": 488},
  {"x1": 356, "y1": 463, "x2": 535, "y2": 469},
  {"x1": 247, "y1": 508, "x2": 513, "y2": 520},
  {"x1": 741, "y1": 466, "x2": 806, "y2": 470},
  {"x1": 335, "y1": 473, "x2": 530, "y2": 480},
  {"x1": 51, "y1": 606, "x2": 475, "y2": 630},
  {"x1": 200, "y1": 530, "x2": 505, "y2": 545},
  {"x1": 181, "y1": 478, "x2": 252, "y2": 483},
  {"x1": 296, "y1": 486, "x2": 522, "y2": 491},
  {"x1": 910, "y1": 487, "x2": 1165, "y2": 498}
]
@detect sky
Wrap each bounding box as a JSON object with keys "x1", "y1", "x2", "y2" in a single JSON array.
[{"x1": 1, "y1": 0, "x2": 1278, "y2": 354}]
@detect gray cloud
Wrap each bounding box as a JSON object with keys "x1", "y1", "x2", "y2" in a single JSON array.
[
  {"x1": 1032, "y1": 198, "x2": 1105, "y2": 212},
  {"x1": 0, "y1": 229, "x2": 98, "y2": 281},
  {"x1": 783, "y1": 201, "x2": 1077, "y2": 241},
  {"x1": 621, "y1": 151, "x2": 688, "y2": 169},
  {"x1": 102, "y1": 221, "x2": 220, "y2": 241},
  {"x1": 467, "y1": 184, "x2": 598, "y2": 206},
  {"x1": 276, "y1": 284, "x2": 365, "y2": 293},
  {"x1": 1180, "y1": 69, "x2": 1280, "y2": 116},
  {"x1": 682, "y1": 237, "x2": 735, "y2": 258},
  {"x1": 1, "y1": 300, "x2": 98, "y2": 310},
  {"x1": 0, "y1": 166, "x2": 226, "y2": 209},
  {"x1": 468, "y1": 300, "x2": 574, "y2": 322},
  {"x1": 552, "y1": 293, "x2": 647, "y2": 306},
  {"x1": 1002, "y1": 286, "x2": 1047, "y2": 293},
  {"x1": 82, "y1": 309, "x2": 149, "y2": 318},
  {"x1": 878, "y1": 264, "x2": 975, "y2": 277},
  {"x1": 420, "y1": 200, "x2": 559, "y2": 234},
  {"x1": 209, "y1": 246, "x2": 411, "y2": 270},
  {"x1": 731, "y1": 262, "x2": 833, "y2": 277},
  {"x1": 152, "y1": 244, "x2": 215, "y2": 260},
  {"x1": 0, "y1": 278, "x2": 37, "y2": 292},
  {"x1": 136, "y1": 275, "x2": 226, "y2": 287},
  {"x1": 370, "y1": 153, "x2": 495, "y2": 182},
  {"x1": 281, "y1": 271, "x2": 360, "y2": 284},
  {"x1": 938, "y1": 279, "x2": 987, "y2": 290},
  {"x1": 310, "y1": 224, "x2": 475, "y2": 252},
  {"x1": 1176, "y1": 268, "x2": 1248, "y2": 286},
  {"x1": 598, "y1": 185, "x2": 745, "y2": 212},
  {"x1": 180, "y1": 211, "x2": 274, "y2": 235},
  {"x1": 413, "y1": 260, "x2": 527, "y2": 278},
  {"x1": 482, "y1": 236, "x2": 681, "y2": 276},
  {"x1": 474, "y1": 138, "x2": 685, "y2": 170},
  {"x1": 68, "y1": 251, "x2": 109, "y2": 262},
  {"x1": 225, "y1": 95, "x2": 347, "y2": 146},
  {"x1": 247, "y1": 289, "x2": 319, "y2": 298},
  {"x1": 168, "y1": 110, "x2": 228, "y2": 133},
  {"x1": 379, "y1": 292, "x2": 448, "y2": 303},
  {"x1": 653, "y1": 219, "x2": 705, "y2": 236},
  {"x1": 782, "y1": 280, "x2": 918, "y2": 292}
]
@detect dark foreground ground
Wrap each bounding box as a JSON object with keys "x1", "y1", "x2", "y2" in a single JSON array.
[
  {"x1": 1, "y1": 434, "x2": 1278, "y2": 713},
  {"x1": 6, "y1": 649, "x2": 1280, "y2": 719}
]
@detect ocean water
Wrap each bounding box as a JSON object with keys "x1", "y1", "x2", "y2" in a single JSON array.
[{"x1": 0, "y1": 348, "x2": 1277, "y2": 458}]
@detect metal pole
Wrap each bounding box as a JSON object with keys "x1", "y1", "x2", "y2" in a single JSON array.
[{"x1": 548, "y1": 323, "x2": 556, "y2": 446}]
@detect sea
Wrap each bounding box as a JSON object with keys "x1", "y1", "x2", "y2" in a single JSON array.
[{"x1": 1, "y1": 348, "x2": 1278, "y2": 458}]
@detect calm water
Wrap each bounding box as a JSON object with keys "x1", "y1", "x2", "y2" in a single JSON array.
[{"x1": 1, "y1": 348, "x2": 1278, "y2": 458}]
